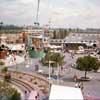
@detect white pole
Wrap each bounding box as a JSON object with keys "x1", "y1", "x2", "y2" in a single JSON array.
[
  {"x1": 57, "y1": 62, "x2": 59, "y2": 85},
  {"x1": 48, "y1": 60, "x2": 51, "y2": 89},
  {"x1": 62, "y1": 41, "x2": 63, "y2": 52},
  {"x1": 49, "y1": 61, "x2": 51, "y2": 80}
]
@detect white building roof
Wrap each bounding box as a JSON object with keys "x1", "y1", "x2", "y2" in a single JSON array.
[
  {"x1": 7, "y1": 44, "x2": 25, "y2": 51},
  {"x1": 49, "y1": 85, "x2": 84, "y2": 100},
  {"x1": 49, "y1": 45, "x2": 62, "y2": 49}
]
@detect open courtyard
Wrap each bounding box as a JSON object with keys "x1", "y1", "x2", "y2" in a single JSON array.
[{"x1": 1, "y1": 50, "x2": 99, "y2": 99}]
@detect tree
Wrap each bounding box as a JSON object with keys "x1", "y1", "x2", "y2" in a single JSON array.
[
  {"x1": 4, "y1": 72, "x2": 11, "y2": 82},
  {"x1": 41, "y1": 52, "x2": 65, "y2": 76},
  {"x1": 53, "y1": 30, "x2": 57, "y2": 39},
  {"x1": 0, "y1": 60, "x2": 5, "y2": 66},
  {"x1": 51, "y1": 53, "x2": 65, "y2": 68},
  {"x1": 0, "y1": 81, "x2": 21, "y2": 100},
  {"x1": 1, "y1": 67, "x2": 8, "y2": 73},
  {"x1": 42, "y1": 52, "x2": 65, "y2": 67},
  {"x1": 11, "y1": 89, "x2": 21, "y2": 100},
  {"x1": 1, "y1": 67, "x2": 11, "y2": 82},
  {"x1": 76, "y1": 56, "x2": 100, "y2": 78}
]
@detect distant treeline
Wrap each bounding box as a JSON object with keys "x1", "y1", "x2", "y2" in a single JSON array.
[
  {"x1": 0, "y1": 25, "x2": 23, "y2": 34},
  {"x1": 0, "y1": 25, "x2": 23, "y2": 30}
]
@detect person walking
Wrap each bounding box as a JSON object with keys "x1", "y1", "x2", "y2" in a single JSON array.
[
  {"x1": 73, "y1": 74, "x2": 78, "y2": 82},
  {"x1": 24, "y1": 54, "x2": 27, "y2": 61},
  {"x1": 80, "y1": 82, "x2": 84, "y2": 91},
  {"x1": 61, "y1": 66, "x2": 63, "y2": 71},
  {"x1": 52, "y1": 68, "x2": 54, "y2": 75},
  {"x1": 69, "y1": 67, "x2": 72, "y2": 73},
  {"x1": 78, "y1": 82, "x2": 81, "y2": 88},
  {"x1": 75, "y1": 82, "x2": 78, "y2": 88}
]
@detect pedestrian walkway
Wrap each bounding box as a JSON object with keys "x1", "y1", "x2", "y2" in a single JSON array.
[
  {"x1": 84, "y1": 96, "x2": 100, "y2": 100},
  {"x1": 7, "y1": 52, "x2": 100, "y2": 99}
]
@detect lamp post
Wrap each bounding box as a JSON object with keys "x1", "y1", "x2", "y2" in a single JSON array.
[
  {"x1": 48, "y1": 60, "x2": 55, "y2": 79},
  {"x1": 48, "y1": 60, "x2": 51, "y2": 89},
  {"x1": 46, "y1": 60, "x2": 55, "y2": 89},
  {"x1": 57, "y1": 62, "x2": 60, "y2": 85},
  {"x1": 48, "y1": 60, "x2": 51, "y2": 80}
]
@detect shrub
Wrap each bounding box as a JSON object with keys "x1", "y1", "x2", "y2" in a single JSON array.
[
  {"x1": 0, "y1": 60, "x2": 5, "y2": 66},
  {"x1": 0, "y1": 81, "x2": 21, "y2": 100},
  {"x1": 1, "y1": 67, "x2": 8, "y2": 73}
]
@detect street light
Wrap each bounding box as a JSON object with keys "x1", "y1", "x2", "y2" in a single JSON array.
[
  {"x1": 57, "y1": 62, "x2": 60, "y2": 85},
  {"x1": 57, "y1": 40, "x2": 64, "y2": 85},
  {"x1": 46, "y1": 60, "x2": 55, "y2": 79},
  {"x1": 46, "y1": 60, "x2": 55, "y2": 88}
]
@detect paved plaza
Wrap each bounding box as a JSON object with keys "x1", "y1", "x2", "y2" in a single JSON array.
[{"x1": 6, "y1": 52, "x2": 100, "y2": 99}]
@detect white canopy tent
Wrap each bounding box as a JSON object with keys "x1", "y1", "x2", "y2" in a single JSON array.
[{"x1": 49, "y1": 85, "x2": 84, "y2": 100}]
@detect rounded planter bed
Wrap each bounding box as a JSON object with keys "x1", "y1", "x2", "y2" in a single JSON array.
[{"x1": 79, "y1": 77, "x2": 91, "y2": 81}]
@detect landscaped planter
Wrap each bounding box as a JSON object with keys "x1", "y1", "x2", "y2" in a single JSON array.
[{"x1": 79, "y1": 77, "x2": 91, "y2": 81}]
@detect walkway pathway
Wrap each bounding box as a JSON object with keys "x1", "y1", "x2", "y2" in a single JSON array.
[{"x1": 4, "y1": 52, "x2": 100, "y2": 99}]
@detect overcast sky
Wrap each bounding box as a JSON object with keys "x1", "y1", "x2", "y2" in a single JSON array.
[{"x1": 0, "y1": 0, "x2": 100, "y2": 28}]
